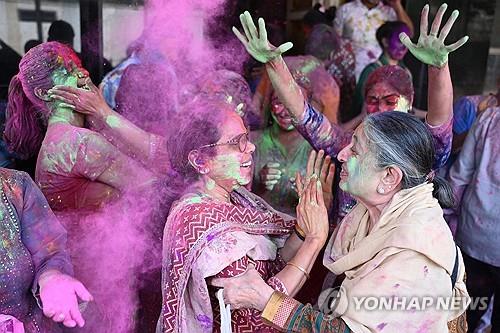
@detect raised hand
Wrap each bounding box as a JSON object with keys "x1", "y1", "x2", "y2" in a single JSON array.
[
  {"x1": 259, "y1": 162, "x2": 282, "y2": 191},
  {"x1": 233, "y1": 11, "x2": 293, "y2": 63},
  {"x1": 296, "y1": 150, "x2": 335, "y2": 209},
  {"x1": 48, "y1": 78, "x2": 112, "y2": 119},
  {"x1": 39, "y1": 271, "x2": 93, "y2": 328},
  {"x1": 399, "y1": 3, "x2": 469, "y2": 68}
]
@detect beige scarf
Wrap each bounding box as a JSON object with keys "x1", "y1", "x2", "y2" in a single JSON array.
[{"x1": 323, "y1": 183, "x2": 469, "y2": 333}]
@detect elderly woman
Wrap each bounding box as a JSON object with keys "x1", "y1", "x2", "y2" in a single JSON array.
[
  {"x1": 211, "y1": 111, "x2": 469, "y2": 332},
  {"x1": 154, "y1": 100, "x2": 335, "y2": 333},
  {"x1": 0, "y1": 167, "x2": 91, "y2": 332},
  {"x1": 233, "y1": 4, "x2": 467, "y2": 222}
]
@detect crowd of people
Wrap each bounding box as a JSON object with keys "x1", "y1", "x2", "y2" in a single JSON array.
[{"x1": 0, "y1": 1, "x2": 498, "y2": 333}]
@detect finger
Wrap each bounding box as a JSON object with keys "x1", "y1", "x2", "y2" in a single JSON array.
[
  {"x1": 264, "y1": 181, "x2": 279, "y2": 187},
  {"x1": 438, "y1": 9, "x2": 459, "y2": 42},
  {"x1": 51, "y1": 85, "x2": 81, "y2": 94},
  {"x1": 239, "y1": 14, "x2": 252, "y2": 41},
  {"x1": 74, "y1": 282, "x2": 93, "y2": 302},
  {"x1": 244, "y1": 11, "x2": 259, "y2": 41},
  {"x1": 306, "y1": 177, "x2": 315, "y2": 204},
  {"x1": 59, "y1": 103, "x2": 76, "y2": 110},
  {"x1": 258, "y1": 18, "x2": 268, "y2": 42},
  {"x1": 63, "y1": 318, "x2": 77, "y2": 328},
  {"x1": 43, "y1": 307, "x2": 56, "y2": 318},
  {"x1": 53, "y1": 312, "x2": 67, "y2": 323},
  {"x1": 296, "y1": 172, "x2": 304, "y2": 194},
  {"x1": 264, "y1": 175, "x2": 281, "y2": 182},
  {"x1": 232, "y1": 26, "x2": 249, "y2": 46},
  {"x1": 266, "y1": 162, "x2": 280, "y2": 168},
  {"x1": 313, "y1": 150, "x2": 325, "y2": 178},
  {"x1": 316, "y1": 180, "x2": 325, "y2": 207},
  {"x1": 49, "y1": 94, "x2": 73, "y2": 104},
  {"x1": 430, "y1": 3, "x2": 448, "y2": 36},
  {"x1": 209, "y1": 277, "x2": 227, "y2": 288},
  {"x1": 419, "y1": 4, "x2": 430, "y2": 37},
  {"x1": 69, "y1": 305, "x2": 85, "y2": 327},
  {"x1": 48, "y1": 89, "x2": 79, "y2": 100},
  {"x1": 399, "y1": 32, "x2": 416, "y2": 51},
  {"x1": 266, "y1": 168, "x2": 282, "y2": 175},
  {"x1": 320, "y1": 155, "x2": 332, "y2": 183},
  {"x1": 326, "y1": 163, "x2": 336, "y2": 187},
  {"x1": 445, "y1": 35, "x2": 469, "y2": 53},
  {"x1": 277, "y1": 42, "x2": 293, "y2": 54},
  {"x1": 306, "y1": 150, "x2": 317, "y2": 177}
]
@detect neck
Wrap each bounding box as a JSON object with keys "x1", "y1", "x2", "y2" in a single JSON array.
[
  {"x1": 48, "y1": 103, "x2": 85, "y2": 127},
  {"x1": 195, "y1": 176, "x2": 232, "y2": 203},
  {"x1": 383, "y1": 52, "x2": 399, "y2": 66},
  {"x1": 362, "y1": 0, "x2": 378, "y2": 9},
  {"x1": 358, "y1": 198, "x2": 390, "y2": 232},
  {"x1": 271, "y1": 122, "x2": 303, "y2": 149}
]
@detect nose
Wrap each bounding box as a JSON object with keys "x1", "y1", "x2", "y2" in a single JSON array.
[
  {"x1": 247, "y1": 140, "x2": 256, "y2": 154},
  {"x1": 337, "y1": 145, "x2": 351, "y2": 162}
]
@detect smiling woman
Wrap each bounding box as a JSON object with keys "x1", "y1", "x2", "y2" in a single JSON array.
[{"x1": 4, "y1": 41, "x2": 154, "y2": 211}]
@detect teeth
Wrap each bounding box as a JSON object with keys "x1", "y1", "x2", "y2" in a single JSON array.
[{"x1": 241, "y1": 161, "x2": 252, "y2": 167}]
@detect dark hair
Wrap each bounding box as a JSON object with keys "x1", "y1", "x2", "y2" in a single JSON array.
[
  {"x1": 162, "y1": 100, "x2": 229, "y2": 212},
  {"x1": 363, "y1": 112, "x2": 455, "y2": 208},
  {"x1": 47, "y1": 20, "x2": 75, "y2": 45},
  {"x1": 5, "y1": 42, "x2": 81, "y2": 159},
  {"x1": 376, "y1": 21, "x2": 410, "y2": 49},
  {"x1": 303, "y1": 7, "x2": 330, "y2": 28},
  {"x1": 364, "y1": 65, "x2": 414, "y2": 104}
]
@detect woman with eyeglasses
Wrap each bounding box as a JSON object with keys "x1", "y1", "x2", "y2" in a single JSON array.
[
  {"x1": 232, "y1": 4, "x2": 466, "y2": 224},
  {"x1": 153, "y1": 99, "x2": 335, "y2": 333}
]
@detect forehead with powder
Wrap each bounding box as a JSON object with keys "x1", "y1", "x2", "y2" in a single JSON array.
[{"x1": 364, "y1": 65, "x2": 413, "y2": 100}]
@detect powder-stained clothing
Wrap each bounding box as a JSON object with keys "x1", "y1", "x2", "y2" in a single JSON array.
[
  {"x1": 101, "y1": 52, "x2": 140, "y2": 109},
  {"x1": 294, "y1": 103, "x2": 453, "y2": 218},
  {"x1": 251, "y1": 127, "x2": 312, "y2": 216},
  {"x1": 0, "y1": 168, "x2": 72, "y2": 332},
  {"x1": 158, "y1": 188, "x2": 294, "y2": 333},
  {"x1": 452, "y1": 95, "x2": 484, "y2": 135},
  {"x1": 448, "y1": 107, "x2": 500, "y2": 267},
  {"x1": 334, "y1": 0, "x2": 397, "y2": 79},
  {"x1": 36, "y1": 122, "x2": 122, "y2": 211},
  {"x1": 262, "y1": 184, "x2": 468, "y2": 333}
]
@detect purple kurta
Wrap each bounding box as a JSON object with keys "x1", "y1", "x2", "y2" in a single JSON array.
[{"x1": 0, "y1": 168, "x2": 72, "y2": 332}]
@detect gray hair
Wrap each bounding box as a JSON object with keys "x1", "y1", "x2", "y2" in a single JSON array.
[{"x1": 362, "y1": 112, "x2": 455, "y2": 208}]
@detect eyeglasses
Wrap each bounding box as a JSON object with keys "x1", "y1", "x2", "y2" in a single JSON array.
[
  {"x1": 365, "y1": 94, "x2": 400, "y2": 107},
  {"x1": 198, "y1": 132, "x2": 249, "y2": 153}
]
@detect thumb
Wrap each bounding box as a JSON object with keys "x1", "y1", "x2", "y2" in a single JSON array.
[
  {"x1": 208, "y1": 277, "x2": 228, "y2": 288},
  {"x1": 399, "y1": 32, "x2": 415, "y2": 50},
  {"x1": 277, "y1": 42, "x2": 293, "y2": 54}
]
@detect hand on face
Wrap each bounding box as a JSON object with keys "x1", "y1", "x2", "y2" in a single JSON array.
[
  {"x1": 399, "y1": 3, "x2": 469, "y2": 68},
  {"x1": 209, "y1": 264, "x2": 273, "y2": 311},
  {"x1": 39, "y1": 271, "x2": 93, "y2": 328},
  {"x1": 233, "y1": 11, "x2": 293, "y2": 64},
  {"x1": 259, "y1": 162, "x2": 282, "y2": 191},
  {"x1": 48, "y1": 78, "x2": 112, "y2": 119}
]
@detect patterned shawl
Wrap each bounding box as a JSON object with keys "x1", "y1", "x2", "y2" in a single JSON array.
[{"x1": 157, "y1": 188, "x2": 295, "y2": 333}]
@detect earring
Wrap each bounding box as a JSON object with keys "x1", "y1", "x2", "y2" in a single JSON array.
[
  {"x1": 377, "y1": 186, "x2": 385, "y2": 194},
  {"x1": 199, "y1": 168, "x2": 209, "y2": 175}
]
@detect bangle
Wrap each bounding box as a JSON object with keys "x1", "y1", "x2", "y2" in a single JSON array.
[
  {"x1": 294, "y1": 227, "x2": 305, "y2": 241},
  {"x1": 286, "y1": 262, "x2": 310, "y2": 280}
]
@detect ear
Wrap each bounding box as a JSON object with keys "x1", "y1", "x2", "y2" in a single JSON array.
[
  {"x1": 188, "y1": 150, "x2": 208, "y2": 172},
  {"x1": 380, "y1": 165, "x2": 403, "y2": 191},
  {"x1": 382, "y1": 38, "x2": 389, "y2": 49},
  {"x1": 33, "y1": 87, "x2": 52, "y2": 102}
]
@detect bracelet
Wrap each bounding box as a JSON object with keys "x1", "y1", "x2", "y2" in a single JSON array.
[
  {"x1": 294, "y1": 226, "x2": 305, "y2": 241},
  {"x1": 286, "y1": 262, "x2": 310, "y2": 280}
]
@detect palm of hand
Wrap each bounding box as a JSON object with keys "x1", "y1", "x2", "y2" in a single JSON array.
[{"x1": 410, "y1": 35, "x2": 449, "y2": 68}]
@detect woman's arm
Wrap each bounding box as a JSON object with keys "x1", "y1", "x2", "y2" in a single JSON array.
[
  {"x1": 49, "y1": 82, "x2": 167, "y2": 171},
  {"x1": 399, "y1": 4, "x2": 468, "y2": 127}
]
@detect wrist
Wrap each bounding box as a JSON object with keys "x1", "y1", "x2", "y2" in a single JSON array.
[
  {"x1": 38, "y1": 269, "x2": 61, "y2": 288},
  {"x1": 304, "y1": 235, "x2": 326, "y2": 249},
  {"x1": 255, "y1": 284, "x2": 274, "y2": 311}
]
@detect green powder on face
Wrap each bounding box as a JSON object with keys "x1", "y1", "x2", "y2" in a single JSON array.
[
  {"x1": 395, "y1": 96, "x2": 410, "y2": 113},
  {"x1": 106, "y1": 115, "x2": 121, "y2": 128}
]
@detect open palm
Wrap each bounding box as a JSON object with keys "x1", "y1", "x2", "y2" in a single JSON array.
[
  {"x1": 400, "y1": 3, "x2": 469, "y2": 68},
  {"x1": 233, "y1": 11, "x2": 293, "y2": 63}
]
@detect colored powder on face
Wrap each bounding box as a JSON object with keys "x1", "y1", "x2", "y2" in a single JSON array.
[{"x1": 395, "y1": 96, "x2": 410, "y2": 113}]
